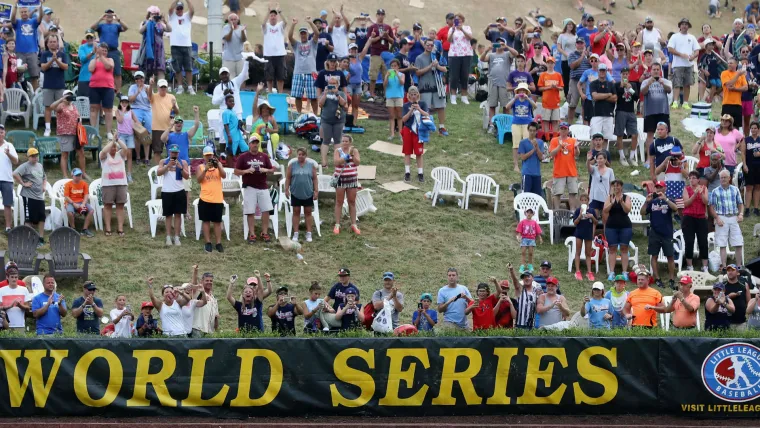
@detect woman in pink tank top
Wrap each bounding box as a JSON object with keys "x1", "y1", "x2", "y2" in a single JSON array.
[{"x1": 88, "y1": 43, "x2": 116, "y2": 139}]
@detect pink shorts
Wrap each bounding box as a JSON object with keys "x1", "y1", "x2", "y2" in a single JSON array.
[{"x1": 742, "y1": 100, "x2": 754, "y2": 116}]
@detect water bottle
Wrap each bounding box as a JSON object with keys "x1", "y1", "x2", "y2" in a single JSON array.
[{"x1": 438, "y1": 198, "x2": 445, "y2": 205}]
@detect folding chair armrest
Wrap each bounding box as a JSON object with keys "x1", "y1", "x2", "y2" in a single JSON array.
[
  {"x1": 195, "y1": 57, "x2": 209, "y2": 65},
  {"x1": 81, "y1": 253, "x2": 92, "y2": 261}
]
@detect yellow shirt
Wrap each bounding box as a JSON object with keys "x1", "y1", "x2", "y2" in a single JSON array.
[
  {"x1": 199, "y1": 165, "x2": 224, "y2": 204},
  {"x1": 151, "y1": 93, "x2": 177, "y2": 131}
]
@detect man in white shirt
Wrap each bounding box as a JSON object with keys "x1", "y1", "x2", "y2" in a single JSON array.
[
  {"x1": 0, "y1": 125, "x2": 18, "y2": 232},
  {"x1": 667, "y1": 18, "x2": 700, "y2": 110},
  {"x1": 637, "y1": 16, "x2": 665, "y2": 55},
  {"x1": 329, "y1": 5, "x2": 350, "y2": 58},
  {"x1": 0, "y1": 263, "x2": 32, "y2": 332},
  {"x1": 168, "y1": 0, "x2": 196, "y2": 95},
  {"x1": 192, "y1": 272, "x2": 219, "y2": 336},
  {"x1": 261, "y1": 5, "x2": 287, "y2": 93},
  {"x1": 210, "y1": 61, "x2": 250, "y2": 139}
]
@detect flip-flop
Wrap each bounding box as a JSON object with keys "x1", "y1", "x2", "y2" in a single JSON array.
[
  {"x1": 104, "y1": 231, "x2": 112, "y2": 236},
  {"x1": 117, "y1": 231, "x2": 125, "y2": 237}
]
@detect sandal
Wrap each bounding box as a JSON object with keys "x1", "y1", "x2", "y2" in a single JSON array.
[
  {"x1": 104, "y1": 231, "x2": 112, "y2": 236},
  {"x1": 117, "y1": 231, "x2": 125, "y2": 237}
]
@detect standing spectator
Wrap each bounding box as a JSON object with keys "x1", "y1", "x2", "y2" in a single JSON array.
[
  {"x1": 31, "y1": 275, "x2": 66, "y2": 335},
  {"x1": 285, "y1": 147, "x2": 318, "y2": 242},
  {"x1": 319, "y1": 74, "x2": 347, "y2": 167},
  {"x1": 235, "y1": 135, "x2": 275, "y2": 244},
  {"x1": 372, "y1": 272, "x2": 404, "y2": 330},
  {"x1": 227, "y1": 275, "x2": 264, "y2": 332},
  {"x1": 92, "y1": 9, "x2": 128, "y2": 94},
  {"x1": 576, "y1": 14, "x2": 598, "y2": 47},
  {"x1": 160, "y1": 108, "x2": 200, "y2": 185},
  {"x1": 415, "y1": 39, "x2": 449, "y2": 137},
  {"x1": 51, "y1": 92, "x2": 87, "y2": 179},
  {"x1": 517, "y1": 121, "x2": 544, "y2": 195},
  {"x1": 11, "y1": 6, "x2": 41, "y2": 91},
  {"x1": 482, "y1": 40, "x2": 517, "y2": 132},
  {"x1": 606, "y1": 275, "x2": 629, "y2": 328},
  {"x1": 465, "y1": 282, "x2": 502, "y2": 330},
  {"x1": 699, "y1": 39, "x2": 722, "y2": 104},
  {"x1": 591, "y1": 20, "x2": 618, "y2": 56},
  {"x1": 589, "y1": 63, "x2": 617, "y2": 151},
  {"x1": 149, "y1": 77, "x2": 179, "y2": 166},
  {"x1": 350, "y1": 13, "x2": 371, "y2": 89},
  {"x1": 168, "y1": 0, "x2": 196, "y2": 95},
  {"x1": 623, "y1": 265, "x2": 662, "y2": 328},
  {"x1": 395, "y1": 38, "x2": 415, "y2": 94},
  {"x1": 446, "y1": 13, "x2": 473, "y2": 105},
  {"x1": 643, "y1": 182, "x2": 679, "y2": 289},
  {"x1": 567, "y1": 38, "x2": 592, "y2": 125},
  {"x1": 0, "y1": 263, "x2": 31, "y2": 332},
  {"x1": 654, "y1": 146, "x2": 688, "y2": 210},
  {"x1": 13, "y1": 148, "x2": 46, "y2": 246},
  {"x1": 99, "y1": 139, "x2": 129, "y2": 237},
  {"x1": 324, "y1": 267, "x2": 360, "y2": 311},
  {"x1": 709, "y1": 170, "x2": 745, "y2": 268},
  {"x1": 400, "y1": 87, "x2": 431, "y2": 184},
  {"x1": 705, "y1": 282, "x2": 735, "y2": 331},
  {"x1": 637, "y1": 16, "x2": 665, "y2": 56},
  {"x1": 116, "y1": 96, "x2": 138, "y2": 182},
  {"x1": 222, "y1": 13, "x2": 248, "y2": 78},
  {"x1": 667, "y1": 19, "x2": 699, "y2": 109},
  {"x1": 138, "y1": 6, "x2": 170, "y2": 81},
  {"x1": 192, "y1": 272, "x2": 220, "y2": 337},
  {"x1": 724, "y1": 19, "x2": 750, "y2": 60},
  {"x1": 413, "y1": 292, "x2": 438, "y2": 332},
  {"x1": 312, "y1": 18, "x2": 333, "y2": 73},
  {"x1": 693, "y1": 128, "x2": 721, "y2": 175},
  {"x1": 71, "y1": 282, "x2": 104, "y2": 334},
  {"x1": 329, "y1": 6, "x2": 350, "y2": 58},
  {"x1": 641, "y1": 63, "x2": 672, "y2": 169},
  {"x1": 128, "y1": 71, "x2": 153, "y2": 166},
  {"x1": 651, "y1": 276, "x2": 700, "y2": 329},
  {"x1": 603, "y1": 180, "x2": 633, "y2": 280},
  {"x1": 110, "y1": 295, "x2": 134, "y2": 338},
  {"x1": 748, "y1": 294, "x2": 760, "y2": 330},
  {"x1": 512, "y1": 267, "x2": 539, "y2": 330},
  {"x1": 538, "y1": 57, "x2": 563, "y2": 133},
  {"x1": 196, "y1": 146, "x2": 227, "y2": 253},
  {"x1": 586, "y1": 150, "x2": 614, "y2": 212},
  {"x1": 220, "y1": 93, "x2": 244, "y2": 159},
  {"x1": 549, "y1": 123, "x2": 580, "y2": 210},
  {"x1": 615, "y1": 68, "x2": 640, "y2": 166},
  {"x1": 346, "y1": 43, "x2": 368, "y2": 116},
  {"x1": 366, "y1": 9, "x2": 393, "y2": 102},
  {"x1": 515, "y1": 207, "x2": 543, "y2": 273},
  {"x1": 333, "y1": 135, "x2": 361, "y2": 235},
  {"x1": 579, "y1": 54, "x2": 613, "y2": 127},
  {"x1": 211, "y1": 62, "x2": 250, "y2": 145},
  {"x1": 581, "y1": 282, "x2": 613, "y2": 329},
  {"x1": 315, "y1": 53, "x2": 347, "y2": 96},
  {"x1": 88, "y1": 43, "x2": 116, "y2": 140},
  {"x1": 40, "y1": 35, "x2": 68, "y2": 137},
  {"x1": 557, "y1": 19, "x2": 578, "y2": 99},
  {"x1": 536, "y1": 278, "x2": 570, "y2": 328},
  {"x1": 682, "y1": 171, "x2": 710, "y2": 271},
  {"x1": 436, "y1": 267, "x2": 473, "y2": 331},
  {"x1": 704, "y1": 152, "x2": 726, "y2": 194},
  {"x1": 506, "y1": 77, "x2": 538, "y2": 170},
  {"x1": 745, "y1": 122, "x2": 760, "y2": 216},
  {"x1": 714, "y1": 114, "x2": 745, "y2": 177},
  {"x1": 437, "y1": 13, "x2": 454, "y2": 59},
  {"x1": 725, "y1": 264, "x2": 751, "y2": 330},
  {"x1": 0, "y1": 125, "x2": 17, "y2": 233},
  {"x1": 610, "y1": 43, "x2": 630, "y2": 83},
  {"x1": 288, "y1": 18, "x2": 319, "y2": 114},
  {"x1": 573, "y1": 193, "x2": 599, "y2": 280},
  {"x1": 720, "y1": 58, "x2": 748, "y2": 130},
  {"x1": 78, "y1": 30, "x2": 97, "y2": 98},
  {"x1": 384, "y1": 59, "x2": 405, "y2": 140},
  {"x1": 157, "y1": 145, "x2": 190, "y2": 246},
  {"x1": 63, "y1": 169, "x2": 95, "y2": 237},
  {"x1": 648, "y1": 122, "x2": 682, "y2": 182}
]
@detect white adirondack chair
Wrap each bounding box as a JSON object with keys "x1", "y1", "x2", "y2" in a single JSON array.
[
  {"x1": 660, "y1": 295, "x2": 702, "y2": 331},
  {"x1": 565, "y1": 236, "x2": 602, "y2": 273},
  {"x1": 342, "y1": 188, "x2": 378, "y2": 218},
  {"x1": 148, "y1": 165, "x2": 164, "y2": 200},
  {"x1": 145, "y1": 199, "x2": 186, "y2": 238},
  {"x1": 430, "y1": 167, "x2": 466, "y2": 207},
  {"x1": 2, "y1": 88, "x2": 31, "y2": 128},
  {"x1": 652, "y1": 229, "x2": 685, "y2": 273},
  {"x1": 283, "y1": 197, "x2": 321, "y2": 238},
  {"x1": 569, "y1": 124, "x2": 591, "y2": 147},
  {"x1": 192, "y1": 198, "x2": 230, "y2": 241},
  {"x1": 625, "y1": 192, "x2": 650, "y2": 233},
  {"x1": 222, "y1": 167, "x2": 243, "y2": 200},
  {"x1": 49, "y1": 179, "x2": 72, "y2": 227},
  {"x1": 464, "y1": 174, "x2": 500, "y2": 213},
  {"x1": 89, "y1": 179, "x2": 134, "y2": 231},
  {"x1": 514, "y1": 193, "x2": 554, "y2": 244},
  {"x1": 684, "y1": 156, "x2": 699, "y2": 172}
]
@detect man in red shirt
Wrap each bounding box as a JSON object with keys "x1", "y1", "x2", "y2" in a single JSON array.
[
  {"x1": 234, "y1": 134, "x2": 276, "y2": 243},
  {"x1": 366, "y1": 9, "x2": 394, "y2": 101},
  {"x1": 591, "y1": 19, "x2": 618, "y2": 55},
  {"x1": 437, "y1": 13, "x2": 455, "y2": 57}
]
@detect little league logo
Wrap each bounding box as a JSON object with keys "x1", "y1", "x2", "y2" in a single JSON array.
[{"x1": 702, "y1": 343, "x2": 760, "y2": 402}]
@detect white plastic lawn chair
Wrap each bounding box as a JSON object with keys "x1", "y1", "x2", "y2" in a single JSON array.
[
  {"x1": 148, "y1": 165, "x2": 164, "y2": 200},
  {"x1": 464, "y1": 174, "x2": 500, "y2": 213},
  {"x1": 75, "y1": 97, "x2": 91, "y2": 123},
  {"x1": 342, "y1": 188, "x2": 377, "y2": 218},
  {"x1": 660, "y1": 296, "x2": 702, "y2": 331},
  {"x1": 677, "y1": 270, "x2": 717, "y2": 294},
  {"x1": 430, "y1": 167, "x2": 466, "y2": 207},
  {"x1": 636, "y1": 118, "x2": 645, "y2": 162},
  {"x1": 90, "y1": 179, "x2": 133, "y2": 231},
  {"x1": 684, "y1": 156, "x2": 698, "y2": 172},
  {"x1": 625, "y1": 192, "x2": 650, "y2": 233},
  {"x1": 49, "y1": 179, "x2": 72, "y2": 227},
  {"x1": 145, "y1": 199, "x2": 186, "y2": 238},
  {"x1": 242, "y1": 196, "x2": 280, "y2": 240},
  {"x1": 222, "y1": 167, "x2": 243, "y2": 200},
  {"x1": 283, "y1": 197, "x2": 321, "y2": 238},
  {"x1": 192, "y1": 198, "x2": 230, "y2": 241},
  {"x1": 32, "y1": 93, "x2": 46, "y2": 130},
  {"x1": 606, "y1": 241, "x2": 639, "y2": 269},
  {"x1": 15, "y1": 183, "x2": 54, "y2": 227},
  {"x1": 2, "y1": 88, "x2": 31, "y2": 128},
  {"x1": 652, "y1": 229, "x2": 685, "y2": 273},
  {"x1": 569, "y1": 124, "x2": 591, "y2": 147},
  {"x1": 733, "y1": 162, "x2": 742, "y2": 187},
  {"x1": 707, "y1": 232, "x2": 737, "y2": 261},
  {"x1": 565, "y1": 237, "x2": 601, "y2": 273},
  {"x1": 513, "y1": 193, "x2": 554, "y2": 244}
]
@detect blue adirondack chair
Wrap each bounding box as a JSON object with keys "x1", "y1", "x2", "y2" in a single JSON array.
[
  {"x1": 492, "y1": 114, "x2": 514, "y2": 145},
  {"x1": 267, "y1": 93, "x2": 294, "y2": 134},
  {"x1": 239, "y1": 91, "x2": 256, "y2": 118}
]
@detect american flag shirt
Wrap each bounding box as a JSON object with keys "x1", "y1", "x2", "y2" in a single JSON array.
[{"x1": 664, "y1": 162, "x2": 685, "y2": 209}]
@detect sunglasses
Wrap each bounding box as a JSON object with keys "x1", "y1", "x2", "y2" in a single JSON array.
[{"x1": 590, "y1": 59, "x2": 598, "y2": 62}]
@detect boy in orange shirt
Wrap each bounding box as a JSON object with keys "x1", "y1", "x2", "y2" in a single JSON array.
[
  {"x1": 537, "y1": 57, "x2": 564, "y2": 137},
  {"x1": 63, "y1": 169, "x2": 95, "y2": 237}
]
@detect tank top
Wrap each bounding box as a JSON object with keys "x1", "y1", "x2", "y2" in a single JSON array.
[
  {"x1": 289, "y1": 160, "x2": 314, "y2": 200},
  {"x1": 159, "y1": 300, "x2": 186, "y2": 336},
  {"x1": 199, "y1": 165, "x2": 224, "y2": 204},
  {"x1": 704, "y1": 297, "x2": 732, "y2": 330},
  {"x1": 117, "y1": 110, "x2": 134, "y2": 136},
  {"x1": 101, "y1": 152, "x2": 127, "y2": 186},
  {"x1": 90, "y1": 60, "x2": 115, "y2": 89},
  {"x1": 540, "y1": 294, "x2": 564, "y2": 326},
  {"x1": 606, "y1": 194, "x2": 632, "y2": 229},
  {"x1": 349, "y1": 60, "x2": 363, "y2": 85},
  {"x1": 385, "y1": 71, "x2": 404, "y2": 99},
  {"x1": 683, "y1": 186, "x2": 707, "y2": 218},
  {"x1": 335, "y1": 147, "x2": 358, "y2": 180},
  {"x1": 5, "y1": 52, "x2": 17, "y2": 88},
  {"x1": 747, "y1": 300, "x2": 760, "y2": 330},
  {"x1": 697, "y1": 140, "x2": 719, "y2": 169}
]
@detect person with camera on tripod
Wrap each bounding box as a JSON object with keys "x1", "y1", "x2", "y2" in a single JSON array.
[{"x1": 197, "y1": 146, "x2": 227, "y2": 253}]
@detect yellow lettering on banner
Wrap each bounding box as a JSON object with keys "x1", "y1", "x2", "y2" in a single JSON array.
[
  {"x1": 431, "y1": 348, "x2": 482, "y2": 406},
  {"x1": 0, "y1": 350, "x2": 68, "y2": 408},
  {"x1": 182, "y1": 349, "x2": 230, "y2": 407},
  {"x1": 73, "y1": 349, "x2": 123, "y2": 407},
  {"x1": 126, "y1": 350, "x2": 177, "y2": 407},
  {"x1": 517, "y1": 348, "x2": 568, "y2": 405},
  {"x1": 379, "y1": 348, "x2": 430, "y2": 406},
  {"x1": 329, "y1": 349, "x2": 376, "y2": 407},
  {"x1": 486, "y1": 348, "x2": 519, "y2": 405},
  {"x1": 573, "y1": 347, "x2": 618, "y2": 405},
  {"x1": 230, "y1": 349, "x2": 283, "y2": 407}
]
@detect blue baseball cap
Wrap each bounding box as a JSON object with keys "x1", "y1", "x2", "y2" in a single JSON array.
[
  {"x1": 420, "y1": 293, "x2": 432, "y2": 301},
  {"x1": 559, "y1": 122, "x2": 570, "y2": 129},
  {"x1": 670, "y1": 146, "x2": 683, "y2": 156},
  {"x1": 320, "y1": 9, "x2": 328, "y2": 16},
  {"x1": 202, "y1": 146, "x2": 214, "y2": 156},
  {"x1": 726, "y1": 264, "x2": 739, "y2": 271},
  {"x1": 72, "y1": 168, "x2": 83, "y2": 176},
  {"x1": 382, "y1": 272, "x2": 394, "y2": 280},
  {"x1": 169, "y1": 144, "x2": 180, "y2": 153}
]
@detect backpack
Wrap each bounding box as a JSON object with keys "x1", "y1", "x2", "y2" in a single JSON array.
[{"x1": 362, "y1": 301, "x2": 377, "y2": 330}]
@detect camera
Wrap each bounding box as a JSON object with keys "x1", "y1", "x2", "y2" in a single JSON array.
[
  {"x1": 327, "y1": 84, "x2": 336, "y2": 90},
  {"x1": 66, "y1": 95, "x2": 75, "y2": 102},
  {"x1": 153, "y1": 15, "x2": 162, "y2": 21}
]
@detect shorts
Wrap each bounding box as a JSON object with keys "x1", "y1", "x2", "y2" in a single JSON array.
[
  {"x1": 589, "y1": 200, "x2": 605, "y2": 211},
  {"x1": 23, "y1": 197, "x2": 45, "y2": 224},
  {"x1": 151, "y1": 130, "x2": 165, "y2": 154},
  {"x1": 18, "y1": 52, "x2": 40, "y2": 78},
  {"x1": 552, "y1": 176, "x2": 579, "y2": 195},
  {"x1": 709, "y1": 4, "x2": 718, "y2": 14},
  {"x1": 291, "y1": 74, "x2": 317, "y2": 99},
  {"x1": 89, "y1": 87, "x2": 115, "y2": 109},
  {"x1": 43, "y1": 89, "x2": 65, "y2": 107},
  {"x1": 582, "y1": 99, "x2": 594, "y2": 123},
  {"x1": 715, "y1": 215, "x2": 744, "y2": 247},
  {"x1": 401, "y1": 127, "x2": 424, "y2": 156},
  {"x1": 369, "y1": 55, "x2": 387, "y2": 81},
  {"x1": 707, "y1": 78, "x2": 722, "y2": 89},
  {"x1": 119, "y1": 133, "x2": 135, "y2": 149},
  {"x1": 386, "y1": 98, "x2": 403, "y2": 108},
  {"x1": 102, "y1": 185, "x2": 128, "y2": 205},
  {"x1": 644, "y1": 114, "x2": 670, "y2": 133},
  {"x1": 198, "y1": 199, "x2": 223, "y2": 223},
  {"x1": 107, "y1": 49, "x2": 122, "y2": 76},
  {"x1": 743, "y1": 100, "x2": 754, "y2": 117},
  {"x1": 522, "y1": 174, "x2": 542, "y2": 195},
  {"x1": 614, "y1": 111, "x2": 638, "y2": 137},
  {"x1": 542, "y1": 108, "x2": 560, "y2": 121},
  {"x1": 77, "y1": 80, "x2": 90, "y2": 98},
  {"x1": 264, "y1": 55, "x2": 286, "y2": 81},
  {"x1": 58, "y1": 135, "x2": 77, "y2": 152},
  {"x1": 65, "y1": 203, "x2": 94, "y2": 215},
  {"x1": 291, "y1": 196, "x2": 314, "y2": 208},
  {"x1": 0, "y1": 181, "x2": 13, "y2": 207},
  {"x1": 590, "y1": 116, "x2": 614, "y2": 140},
  {"x1": 487, "y1": 84, "x2": 509, "y2": 108},
  {"x1": 243, "y1": 187, "x2": 273, "y2": 214},
  {"x1": 420, "y1": 91, "x2": 446, "y2": 110},
  {"x1": 721, "y1": 104, "x2": 743, "y2": 130},
  {"x1": 746, "y1": 164, "x2": 760, "y2": 186},
  {"x1": 648, "y1": 231, "x2": 674, "y2": 257},
  {"x1": 347, "y1": 83, "x2": 363, "y2": 96},
  {"x1": 170, "y1": 46, "x2": 193, "y2": 73},
  {"x1": 512, "y1": 124, "x2": 529, "y2": 148},
  {"x1": 161, "y1": 190, "x2": 187, "y2": 216},
  {"x1": 672, "y1": 66, "x2": 694, "y2": 87},
  {"x1": 568, "y1": 79, "x2": 581, "y2": 107},
  {"x1": 222, "y1": 59, "x2": 245, "y2": 77},
  {"x1": 521, "y1": 238, "x2": 537, "y2": 247},
  {"x1": 606, "y1": 227, "x2": 633, "y2": 246}
]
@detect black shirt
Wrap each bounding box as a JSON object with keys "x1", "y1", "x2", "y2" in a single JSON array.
[
  {"x1": 395, "y1": 52, "x2": 413, "y2": 92},
  {"x1": 234, "y1": 299, "x2": 262, "y2": 331},
  {"x1": 615, "y1": 82, "x2": 639, "y2": 113},
  {"x1": 726, "y1": 279, "x2": 750, "y2": 324},
  {"x1": 269, "y1": 303, "x2": 297, "y2": 336},
  {"x1": 315, "y1": 69, "x2": 348, "y2": 91},
  {"x1": 589, "y1": 79, "x2": 615, "y2": 117}
]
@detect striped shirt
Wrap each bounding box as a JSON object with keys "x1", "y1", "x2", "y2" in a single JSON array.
[
  {"x1": 568, "y1": 51, "x2": 592, "y2": 81},
  {"x1": 709, "y1": 184, "x2": 743, "y2": 216},
  {"x1": 516, "y1": 286, "x2": 538, "y2": 328}
]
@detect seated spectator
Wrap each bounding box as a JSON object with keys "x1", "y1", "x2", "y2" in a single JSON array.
[
  {"x1": 0, "y1": 262, "x2": 31, "y2": 332},
  {"x1": 71, "y1": 281, "x2": 104, "y2": 334},
  {"x1": 705, "y1": 282, "x2": 735, "y2": 330},
  {"x1": 465, "y1": 282, "x2": 499, "y2": 330},
  {"x1": 490, "y1": 278, "x2": 517, "y2": 328},
  {"x1": 372, "y1": 272, "x2": 404, "y2": 329},
  {"x1": 605, "y1": 275, "x2": 630, "y2": 328},
  {"x1": 64, "y1": 169, "x2": 95, "y2": 237},
  {"x1": 0, "y1": 308, "x2": 7, "y2": 331},
  {"x1": 534, "y1": 261, "x2": 562, "y2": 294},
  {"x1": 136, "y1": 301, "x2": 161, "y2": 337},
  {"x1": 190, "y1": 271, "x2": 219, "y2": 337},
  {"x1": 651, "y1": 276, "x2": 700, "y2": 329},
  {"x1": 436, "y1": 267, "x2": 473, "y2": 331},
  {"x1": 516, "y1": 208, "x2": 543, "y2": 273},
  {"x1": 227, "y1": 275, "x2": 265, "y2": 332},
  {"x1": 581, "y1": 282, "x2": 613, "y2": 329},
  {"x1": 110, "y1": 295, "x2": 135, "y2": 338},
  {"x1": 267, "y1": 286, "x2": 303, "y2": 336},
  {"x1": 32, "y1": 275, "x2": 66, "y2": 335},
  {"x1": 724, "y1": 264, "x2": 751, "y2": 330},
  {"x1": 642, "y1": 181, "x2": 678, "y2": 289},
  {"x1": 334, "y1": 287, "x2": 364, "y2": 331},
  {"x1": 251, "y1": 83, "x2": 281, "y2": 153},
  {"x1": 624, "y1": 265, "x2": 663, "y2": 328},
  {"x1": 413, "y1": 292, "x2": 438, "y2": 332},
  {"x1": 536, "y1": 277, "x2": 570, "y2": 328},
  {"x1": 303, "y1": 281, "x2": 334, "y2": 333},
  {"x1": 573, "y1": 193, "x2": 599, "y2": 281},
  {"x1": 325, "y1": 267, "x2": 360, "y2": 311}
]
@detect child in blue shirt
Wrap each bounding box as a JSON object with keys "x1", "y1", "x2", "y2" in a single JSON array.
[
  {"x1": 582, "y1": 282, "x2": 613, "y2": 329},
  {"x1": 605, "y1": 275, "x2": 630, "y2": 328},
  {"x1": 222, "y1": 94, "x2": 245, "y2": 156},
  {"x1": 412, "y1": 292, "x2": 438, "y2": 331}
]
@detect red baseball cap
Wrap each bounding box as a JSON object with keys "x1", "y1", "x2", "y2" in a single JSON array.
[
  {"x1": 141, "y1": 301, "x2": 154, "y2": 309},
  {"x1": 654, "y1": 181, "x2": 666, "y2": 188},
  {"x1": 546, "y1": 277, "x2": 559, "y2": 285},
  {"x1": 679, "y1": 276, "x2": 693, "y2": 285}
]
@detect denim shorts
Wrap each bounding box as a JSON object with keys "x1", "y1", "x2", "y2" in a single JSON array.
[
  {"x1": 606, "y1": 227, "x2": 633, "y2": 246},
  {"x1": 521, "y1": 238, "x2": 537, "y2": 247},
  {"x1": 347, "y1": 83, "x2": 363, "y2": 96},
  {"x1": 119, "y1": 133, "x2": 135, "y2": 149}
]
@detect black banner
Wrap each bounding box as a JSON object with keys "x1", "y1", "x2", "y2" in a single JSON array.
[{"x1": 0, "y1": 337, "x2": 759, "y2": 417}]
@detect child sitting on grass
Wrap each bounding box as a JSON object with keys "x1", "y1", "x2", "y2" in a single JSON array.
[
  {"x1": 516, "y1": 208, "x2": 543, "y2": 273},
  {"x1": 412, "y1": 292, "x2": 438, "y2": 332}
]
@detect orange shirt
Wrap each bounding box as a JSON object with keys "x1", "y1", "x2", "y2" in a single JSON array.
[
  {"x1": 626, "y1": 286, "x2": 662, "y2": 327},
  {"x1": 63, "y1": 180, "x2": 89, "y2": 205},
  {"x1": 548, "y1": 137, "x2": 578, "y2": 178},
  {"x1": 538, "y1": 72, "x2": 564, "y2": 109},
  {"x1": 199, "y1": 165, "x2": 224, "y2": 204},
  {"x1": 671, "y1": 293, "x2": 700, "y2": 328},
  {"x1": 720, "y1": 70, "x2": 748, "y2": 106}
]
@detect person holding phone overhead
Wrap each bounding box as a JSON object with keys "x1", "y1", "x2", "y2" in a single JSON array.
[{"x1": 157, "y1": 144, "x2": 190, "y2": 246}]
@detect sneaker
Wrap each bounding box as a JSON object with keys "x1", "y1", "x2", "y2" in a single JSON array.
[
  {"x1": 367, "y1": 97, "x2": 375, "y2": 102},
  {"x1": 450, "y1": 95, "x2": 457, "y2": 105},
  {"x1": 630, "y1": 158, "x2": 639, "y2": 167},
  {"x1": 608, "y1": 272, "x2": 615, "y2": 281},
  {"x1": 670, "y1": 101, "x2": 679, "y2": 109},
  {"x1": 404, "y1": 172, "x2": 411, "y2": 183},
  {"x1": 187, "y1": 87, "x2": 196, "y2": 95},
  {"x1": 333, "y1": 224, "x2": 340, "y2": 234},
  {"x1": 541, "y1": 157, "x2": 550, "y2": 163},
  {"x1": 685, "y1": 265, "x2": 693, "y2": 271},
  {"x1": 82, "y1": 229, "x2": 95, "y2": 238},
  {"x1": 247, "y1": 234, "x2": 256, "y2": 244},
  {"x1": 323, "y1": 326, "x2": 330, "y2": 332},
  {"x1": 351, "y1": 224, "x2": 361, "y2": 235},
  {"x1": 655, "y1": 279, "x2": 665, "y2": 288},
  {"x1": 744, "y1": 208, "x2": 750, "y2": 217},
  {"x1": 587, "y1": 272, "x2": 595, "y2": 281},
  {"x1": 702, "y1": 266, "x2": 710, "y2": 273},
  {"x1": 439, "y1": 127, "x2": 449, "y2": 136},
  {"x1": 292, "y1": 232, "x2": 299, "y2": 242},
  {"x1": 418, "y1": 173, "x2": 425, "y2": 183},
  {"x1": 575, "y1": 271, "x2": 583, "y2": 280},
  {"x1": 487, "y1": 124, "x2": 495, "y2": 135},
  {"x1": 173, "y1": 236, "x2": 181, "y2": 246},
  {"x1": 519, "y1": 264, "x2": 526, "y2": 274},
  {"x1": 623, "y1": 272, "x2": 630, "y2": 281},
  {"x1": 620, "y1": 158, "x2": 630, "y2": 167},
  {"x1": 4, "y1": 228, "x2": 9, "y2": 235},
  {"x1": 305, "y1": 232, "x2": 313, "y2": 242},
  {"x1": 669, "y1": 279, "x2": 676, "y2": 290},
  {"x1": 215, "y1": 243, "x2": 224, "y2": 252},
  {"x1": 262, "y1": 234, "x2": 272, "y2": 243},
  {"x1": 682, "y1": 102, "x2": 691, "y2": 109},
  {"x1": 176, "y1": 86, "x2": 184, "y2": 95},
  {"x1": 643, "y1": 162, "x2": 650, "y2": 169},
  {"x1": 272, "y1": 88, "x2": 278, "y2": 94},
  {"x1": 166, "y1": 236, "x2": 173, "y2": 246},
  {"x1": 127, "y1": 174, "x2": 133, "y2": 184},
  {"x1": 204, "y1": 242, "x2": 212, "y2": 253},
  {"x1": 754, "y1": 208, "x2": 760, "y2": 216},
  {"x1": 527, "y1": 264, "x2": 534, "y2": 272},
  {"x1": 461, "y1": 97, "x2": 470, "y2": 105},
  {"x1": 43, "y1": 129, "x2": 51, "y2": 137}
]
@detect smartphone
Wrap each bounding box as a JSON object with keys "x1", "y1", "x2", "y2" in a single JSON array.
[
  {"x1": 231, "y1": 274, "x2": 238, "y2": 281},
  {"x1": 417, "y1": 302, "x2": 423, "y2": 310},
  {"x1": 454, "y1": 18, "x2": 460, "y2": 26},
  {"x1": 327, "y1": 85, "x2": 336, "y2": 90},
  {"x1": 489, "y1": 23, "x2": 498, "y2": 28}
]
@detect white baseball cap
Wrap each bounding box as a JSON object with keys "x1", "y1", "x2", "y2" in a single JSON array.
[
  {"x1": 134, "y1": 71, "x2": 145, "y2": 78},
  {"x1": 219, "y1": 67, "x2": 230, "y2": 76},
  {"x1": 592, "y1": 282, "x2": 605, "y2": 291},
  {"x1": 157, "y1": 79, "x2": 169, "y2": 88},
  {"x1": 348, "y1": 43, "x2": 358, "y2": 50}
]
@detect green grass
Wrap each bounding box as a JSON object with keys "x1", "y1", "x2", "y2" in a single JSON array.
[{"x1": 2, "y1": 86, "x2": 758, "y2": 336}]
